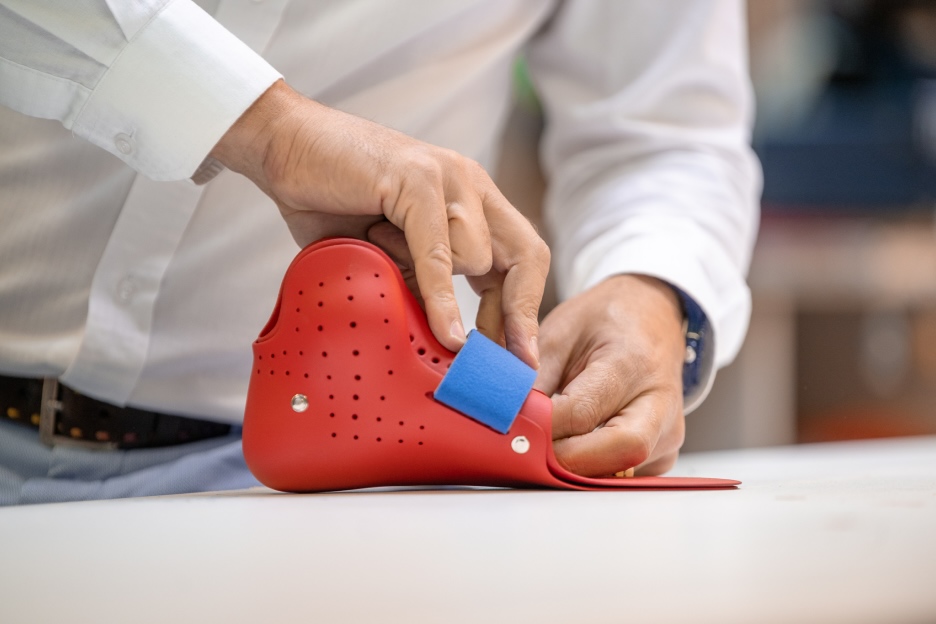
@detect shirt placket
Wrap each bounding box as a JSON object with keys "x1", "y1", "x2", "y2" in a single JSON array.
[
  {"x1": 59, "y1": 0, "x2": 289, "y2": 406},
  {"x1": 60, "y1": 176, "x2": 204, "y2": 403}
]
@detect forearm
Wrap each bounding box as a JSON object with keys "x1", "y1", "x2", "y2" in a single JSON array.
[{"x1": 526, "y1": 0, "x2": 761, "y2": 408}]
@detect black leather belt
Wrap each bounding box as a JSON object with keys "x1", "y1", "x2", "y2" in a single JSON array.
[{"x1": 0, "y1": 375, "x2": 232, "y2": 450}]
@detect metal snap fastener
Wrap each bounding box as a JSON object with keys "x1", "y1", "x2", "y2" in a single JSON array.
[
  {"x1": 511, "y1": 436, "x2": 530, "y2": 454},
  {"x1": 291, "y1": 394, "x2": 309, "y2": 413}
]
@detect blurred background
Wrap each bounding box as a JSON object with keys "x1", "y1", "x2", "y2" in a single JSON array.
[{"x1": 497, "y1": 0, "x2": 936, "y2": 451}]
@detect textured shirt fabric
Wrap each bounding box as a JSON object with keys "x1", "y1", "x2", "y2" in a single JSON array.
[{"x1": 0, "y1": 0, "x2": 761, "y2": 424}]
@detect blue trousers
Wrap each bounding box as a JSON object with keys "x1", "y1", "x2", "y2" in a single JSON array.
[{"x1": 0, "y1": 419, "x2": 260, "y2": 506}]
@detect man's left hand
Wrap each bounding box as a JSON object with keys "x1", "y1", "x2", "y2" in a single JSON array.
[{"x1": 535, "y1": 275, "x2": 687, "y2": 477}]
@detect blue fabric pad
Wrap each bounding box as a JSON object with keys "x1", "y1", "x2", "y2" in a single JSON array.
[{"x1": 433, "y1": 330, "x2": 537, "y2": 434}]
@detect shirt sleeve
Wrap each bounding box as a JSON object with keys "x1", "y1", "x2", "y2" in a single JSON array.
[
  {"x1": 525, "y1": 0, "x2": 762, "y2": 412},
  {"x1": 0, "y1": 0, "x2": 281, "y2": 181}
]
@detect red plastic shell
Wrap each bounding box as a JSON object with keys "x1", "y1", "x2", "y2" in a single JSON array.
[{"x1": 243, "y1": 238, "x2": 739, "y2": 492}]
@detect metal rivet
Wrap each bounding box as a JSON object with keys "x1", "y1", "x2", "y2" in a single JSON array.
[
  {"x1": 511, "y1": 436, "x2": 530, "y2": 454},
  {"x1": 685, "y1": 345, "x2": 697, "y2": 364},
  {"x1": 291, "y1": 394, "x2": 309, "y2": 413}
]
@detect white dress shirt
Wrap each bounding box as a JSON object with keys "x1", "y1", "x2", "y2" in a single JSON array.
[{"x1": 0, "y1": 0, "x2": 760, "y2": 424}]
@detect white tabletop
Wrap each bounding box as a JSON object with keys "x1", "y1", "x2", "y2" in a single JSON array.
[{"x1": 2, "y1": 436, "x2": 935, "y2": 624}]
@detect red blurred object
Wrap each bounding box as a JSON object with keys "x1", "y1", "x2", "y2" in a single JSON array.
[
  {"x1": 243, "y1": 238, "x2": 738, "y2": 492},
  {"x1": 799, "y1": 405, "x2": 934, "y2": 444}
]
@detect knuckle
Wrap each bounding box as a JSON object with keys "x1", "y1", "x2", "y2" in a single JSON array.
[
  {"x1": 445, "y1": 200, "x2": 468, "y2": 220},
  {"x1": 442, "y1": 148, "x2": 471, "y2": 167},
  {"x1": 502, "y1": 235, "x2": 550, "y2": 278},
  {"x1": 480, "y1": 243, "x2": 494, "y2": 266},
  {"x1": 527, "y1": 232, "x2": 547, "y2": 254},
  {"x1": 422, "y1": 241, "x2": 453, "y2": 269},
  {"x1": 532, "y1": 238, "x2": 551, "y2": 267},
  {"x1": 456, "y1": 252, "x2": 493, "y2": 276},
  {"x1": 466, "y1": 157, "x2": 491, "y2": 180},
  {"x1": 569, "y1": 394, "x2": 603, "y2": 433},
  {"x1": 448, "y1": 219, "x2": 493, "y2": 275},
  {"x1": 512, "y1": 292, "x2": 545, "y2": 321},
  {"x1": 425, "y1": 287, "x2": 458, "y2": 308},
  {"x1": 438, "y1": 148, "x2": 469, "y2": 173},
  {"x1": 407, "y1": 151, "x2": 444, "y2": 183},
  {"x1": 373, "y1": 174, "x2": 398, "y2": 205},
  {"x1": 438, "y1": 146, "x2": 462, "y2": 162}
]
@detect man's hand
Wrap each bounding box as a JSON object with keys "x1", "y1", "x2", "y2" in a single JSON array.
[
  {"x1": 535, "y1": 275, "x2": 687, "y2": 476},
  {"x1": 211, "y1": 80, "x2": 547, "y2": 366}
]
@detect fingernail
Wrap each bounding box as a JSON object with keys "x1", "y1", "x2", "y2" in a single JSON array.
[
  {"x1": 529, "y1": 336, "x2": 540, "y2": 368},
  {"x1": 450, "y1": 319, "x2": 467, "y2": 344}
]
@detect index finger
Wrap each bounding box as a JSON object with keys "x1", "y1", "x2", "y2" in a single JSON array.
[{"x1": 395, "y1": 183, "x2": 466, "y2": 353}]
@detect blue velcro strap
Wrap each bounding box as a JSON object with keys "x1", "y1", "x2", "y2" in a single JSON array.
[{"x1": 433, "y1": 330, "x2": 537, "y2": 434}]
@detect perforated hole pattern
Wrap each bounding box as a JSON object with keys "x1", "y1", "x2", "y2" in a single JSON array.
[{"x1": 255, "y1": 268, "x2": 453, "y2": 447}]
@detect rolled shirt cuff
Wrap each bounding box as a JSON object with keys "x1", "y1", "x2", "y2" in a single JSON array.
[{"x1": 70, "y1": 0, "x2": 282, "y2": 181}]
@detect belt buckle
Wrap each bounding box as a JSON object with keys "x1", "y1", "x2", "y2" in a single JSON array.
[{"x1": 39, "y1": 379, "x2": 118, "y2": 450}]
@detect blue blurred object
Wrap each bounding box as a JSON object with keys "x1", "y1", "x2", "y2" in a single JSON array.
[
  {"x1": 756, "y1": 2, "x2": 936, "y2": 210},
  {"x1": 757, "y1": 82, "x2": 936, "y2": 208}
]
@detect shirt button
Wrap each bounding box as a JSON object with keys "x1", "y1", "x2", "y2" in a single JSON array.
[
  {"x1": 114, "y1": 133, "x2": 134, "y2": 155},
  {"x1": 116, "y1": 275, "x2": 137, "y2": 303}
]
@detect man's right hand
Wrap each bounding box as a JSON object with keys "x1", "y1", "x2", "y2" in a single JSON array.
[{"x1": 210, "y1": 79, "x2": 547, "y2": 367}]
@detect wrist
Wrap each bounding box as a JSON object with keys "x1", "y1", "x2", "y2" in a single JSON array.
[
  {"x1": 210, "y1": 78, "x2": 303, "y2": 190},
  {"x1": 603, "y1": 274, "x2": 683, "y2": 328}
]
